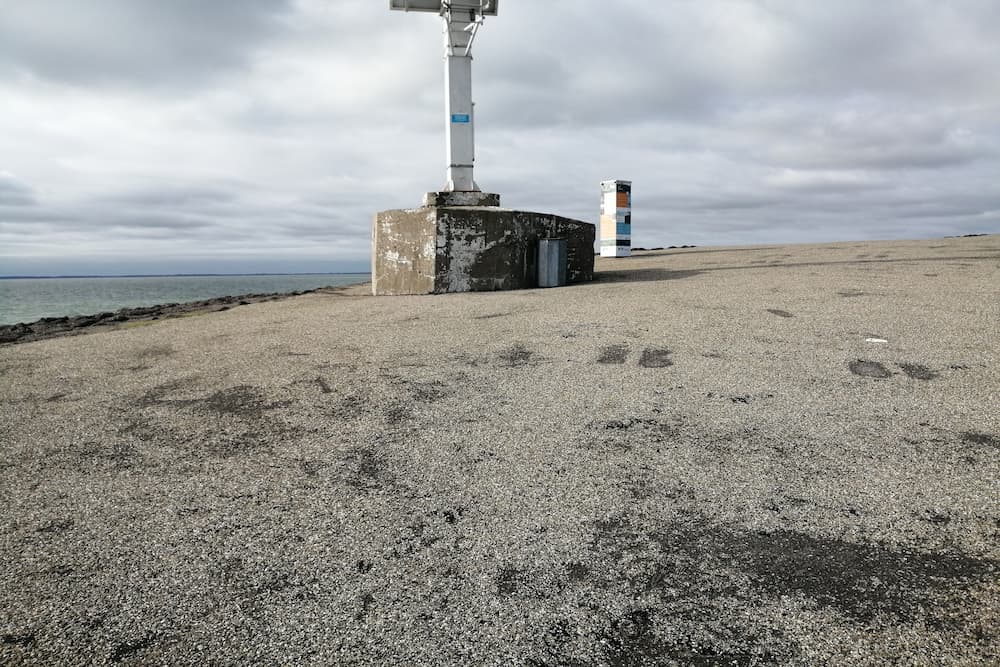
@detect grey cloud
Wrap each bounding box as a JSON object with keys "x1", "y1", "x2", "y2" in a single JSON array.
[
  {"x1": 110, "y1": 214, "x2": 212, "y2": 231},
  {"x1": 0, "y1": 179, "x2": 375, "y2": 253},
  {"x1": 764, "y1": 170, "x2": 888, "y2": 194},
  {"x1": 479, "y1": 1, "x2": 1000, "y2": 128},
  {"x1": 898, "y1": 206, "x2": 996, "y2": 220},
  {"x1": 771, "y1": 140, "x2": 990, "y2": 172},
  {"x1": 103, "y1": 186, "x2": 238, "y2": 209},
  {"x1": 0, "y1": 210, "x2": 211, "y2": 241},
  {"x1": 276, "y1": 221, "x2": 370, "y2": 241},
  {"x1": 0, "y1": 212, "x2": 70, "y2": 228},
  {"x1": 752, "y1": 108, "x2": 995, "y2": 172},
  {"x1": 771, "y1": 2, "x2": 1000, "y2": 101},
  {"x1": 643, "y1": 193, "x2": 785, "y2": 213},
  {"x1": 894, "y1": 192, "x2": 1000, "y2": 220},
  {"x1": 0, "y1": 173, "x2": 36, "y2": 206},
  {"x1": 0, "y1": 0, "x2": 294, "y2": 88}
]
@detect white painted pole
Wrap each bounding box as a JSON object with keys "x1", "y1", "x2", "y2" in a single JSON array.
[{"x1": 443, "y1": 11, "x2": 478, "y2": 191}]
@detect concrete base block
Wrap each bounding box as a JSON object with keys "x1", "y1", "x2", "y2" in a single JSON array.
[{"x1": 372, "y1": 206, "x2": 595, "y2": 296}]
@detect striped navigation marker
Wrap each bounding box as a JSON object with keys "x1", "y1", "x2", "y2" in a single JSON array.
[{"x1": 600, "y1": 180, "x2": 632, "y2": 257}]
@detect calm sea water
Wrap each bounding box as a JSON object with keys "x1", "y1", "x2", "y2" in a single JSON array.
[{"x1": 0, "y1": 274, "x2": 370, "y2": 326}]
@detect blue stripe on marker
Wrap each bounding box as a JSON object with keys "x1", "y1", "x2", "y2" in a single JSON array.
[{"x1": 451, "y1": 114, "x2": 471, "y2": 123}]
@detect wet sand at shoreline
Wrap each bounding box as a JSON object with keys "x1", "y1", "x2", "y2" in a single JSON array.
[{"x1": 1, "y1": 236, "x2": 998, "y2": 665}]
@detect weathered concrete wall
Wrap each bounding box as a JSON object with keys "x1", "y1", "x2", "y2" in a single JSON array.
[
  {"x1": 372, "y1": 206, "x2": 595, "y2": 296},
  {"x1": 371, "y1": 208, "x2": 437, "y2": 296}
]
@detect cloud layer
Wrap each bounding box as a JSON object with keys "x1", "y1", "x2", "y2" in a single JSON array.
[{"x1": 1, "y1": 0, "x2": 998, "y2": 275}]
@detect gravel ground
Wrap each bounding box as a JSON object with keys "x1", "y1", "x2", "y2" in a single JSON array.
[{"x1": 1, "y1": 236, "x2": 998, "y2": 666}]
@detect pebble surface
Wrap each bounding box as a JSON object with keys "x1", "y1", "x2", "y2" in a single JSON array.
[{"x1": 1, "y1": 236, "x2": 998, "y2": 665}]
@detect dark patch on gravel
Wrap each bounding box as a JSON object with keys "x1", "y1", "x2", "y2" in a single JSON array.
[
  {"x1": 119, "y1": 417, "x2": 163, "y2": 444},
  {"x1": 342, "y1": 446, "x2": 394, "y2": 491},
  {"x1": 36, "y1": 518, "x2": 74, "y2": 534},
  {"x1": 767, "y1": 309, "x2": 794, "y2": 318},
  {"x1": 403, "y1": 379, "x2": 451, "y2": 403},
  {"x1": 838, "y1": 290, "x2": 867, "y2": 298},
  {"x1": 639, "y1": 348, "x2": 673, "y2": 368},
  {"x1": 499, "y1": 343, "x2": 534, "y2": 367},
  {"x1": 589, "y1": 513, "x2": 998, "y2": 628},
  {"x1": 315, "y1": 377, "x2": 333, "y2": 394},
  {"x1": 132, "y1": 378, "x2": 175, "y2": 401},
  {"x1": 587, "y1": 416, "x2": 683, "y2": 453},
  {"x1": 205, "y1": 385, "x2": 277, "y2": 417},
  {"x1": 1, "y1": 633, "x2": 36, "y2": 647},
  {"x1": 296, "y1": 458, "x2": 327, "y2": 477},
  {"x1": 597, "y1": 344, "x2": 629, "y2": 365},
  {"x1": 110, "y1": 634, "x2": 157, "y2": 662},
  {"x1": 737, "y1": 530, "x2": 994, "y2": 622},
  {"x1": 919, "y1": 510, "x2": 952, "y2": 526},
  {"x1": 604, "y1": 607, "x2": 788, "y2": 667},
  {"x1": 134, "y1": 377, "x2": 202, "y2": 409},
  {"x1": 438, "y1": 507, "x2": 466, "y2": 525},
  {"x1": 849, "y1": 360, "x2": 892, "y2": 379},
  {"x1": 596, "y1": 607, "x2": 790, "y2": 666},
  {"x1": 962, "y1": 431, "x2": 999, "y2": 449},
  {"x1": 474, "y1": 312, "x2": 513, "y2": 320},
  {"x1": 131, "y1": 381, "x2": 297, "y2": 457},
  {"x1": 393, "y1": 518, "x2": 443, "y2": 556},
  {"x1": 392, "y1": 507, "x2": 467, "y2": 557},
  {"x1": 140, "y1": 382, "x2": 288, "y2": 418},
  {"x1": 599, "y1": 418, "x2": 653, "y2": 431},
  {"x1": 384, "y1": 403, "x2": 413, "y2": 425},
  {"x1": 251, "y1": 571, "x2": 317, "y2": 600},
  {"x1": 496, "y1": 565, "x2": 526, "y2": 596},
  {"x1": 529, "y1": 619, "x2": 589, "y2": 667},
  {"x1": 451, "y1": 352, "x2": 486, "y2": 367},
  {"x1": 66, "y1": 439, "x2": 140, "y2": 470},
  {"x1": 330, "y1": 393, "x2": 368, "y2": 420},
  {"x1": 599, "y1": 608, "x2": 659, "y2": 666},
  {"x1": 595, "y1": 268, "x2": 703, "y2": 284},
  {"x1": 137, "y1": 345, "x2": 175, "y2": 361},
  {"x1": 565, "y1": 562, "x2": 590, "y2": 582},
  {"x1": 898, "y1": 364, "x2": 939, "y2": 380},
  {"x1": 627, "y1": 474, "x2": 655, "y2": 500},
  {"x1": 355, "y1": 592, "x2": 376, "y2": 620}
]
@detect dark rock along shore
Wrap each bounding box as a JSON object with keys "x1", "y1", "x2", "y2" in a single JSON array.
[{"x1": 0, "y1": 288, "x2": 338, "y2": 345}]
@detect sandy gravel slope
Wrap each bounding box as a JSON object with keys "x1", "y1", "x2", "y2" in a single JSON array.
[{"x1": 1, "y1": 236, "x2": 998, "y2": 665}]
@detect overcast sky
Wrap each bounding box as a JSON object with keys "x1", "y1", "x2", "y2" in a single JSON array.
[{"x1": 1, "y1": 0, "x2": 998, "y2": 275}]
